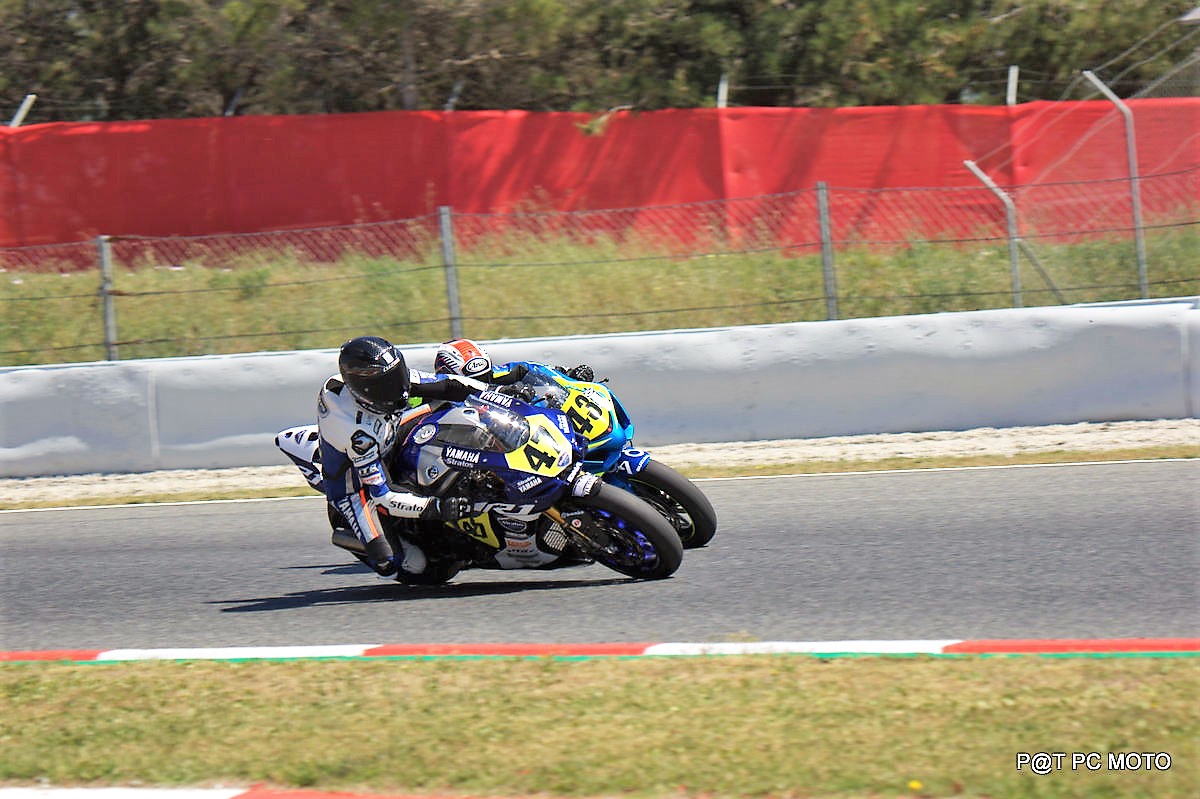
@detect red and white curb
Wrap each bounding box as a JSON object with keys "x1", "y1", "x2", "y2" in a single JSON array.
[{"x1": 1, "y1": 638, "x2": 1197, "y2": 662}]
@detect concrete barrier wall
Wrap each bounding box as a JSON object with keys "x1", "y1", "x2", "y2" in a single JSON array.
[{"x1": 2, "y1": 301, "x2": 1197, "y2": 478}]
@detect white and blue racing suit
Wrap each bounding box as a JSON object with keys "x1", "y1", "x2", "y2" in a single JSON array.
[{"x1": 317, "y1": 368, "x2": 484, "y2": 571}]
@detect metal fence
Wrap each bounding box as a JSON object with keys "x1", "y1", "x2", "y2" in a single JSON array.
[{"x1": 1, "y1": 166, "x2": 1197, "y2": 367}]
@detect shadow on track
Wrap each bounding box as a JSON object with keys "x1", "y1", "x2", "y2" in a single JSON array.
[{"x1": 214, "y1": 572, "x2": 632, "y2": 613}]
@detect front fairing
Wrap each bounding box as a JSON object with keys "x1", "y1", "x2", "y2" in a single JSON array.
[
  {"x1": 395, "y1": 391, "x2": 584, "y2": 505},
  {"x1": 512, "y1": 362, "x2": 635, "y2": 470}
]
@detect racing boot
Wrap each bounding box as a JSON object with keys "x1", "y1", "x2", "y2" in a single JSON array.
[
  {"x1": 393, "y1": 535, "x2": 428, "y2": 577},
  {"x1": 364, "y1": 536, "x2": 399, "y2": 577}
]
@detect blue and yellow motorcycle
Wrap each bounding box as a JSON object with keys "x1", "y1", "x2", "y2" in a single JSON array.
[{"x1": 496, "y1": 362, "x2": 717, "y2": 549}]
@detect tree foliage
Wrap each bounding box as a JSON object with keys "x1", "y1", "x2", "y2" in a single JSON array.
[{"x1": 0, "y1": 0, "x2": 1193, "y2": 121}]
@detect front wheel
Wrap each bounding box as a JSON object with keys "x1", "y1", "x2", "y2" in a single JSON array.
[
  {"x1": 613, "y1": 459, "x2": 717, "y2": 549},
  {"x1": 563, "y1": 483, "x2": 683, "y2": 580}
]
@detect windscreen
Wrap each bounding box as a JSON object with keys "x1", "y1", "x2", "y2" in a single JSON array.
[
  {"x1": 520, "y1": 363, "x2": 570, "y2": 408},
  {"x1": 463, "y1": 395, "x2": 531, "y2": 452}
]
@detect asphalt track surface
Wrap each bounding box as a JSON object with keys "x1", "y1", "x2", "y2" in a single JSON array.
[{"x1": 1, "y1": 460, "x2": 1196, "y2": 652}]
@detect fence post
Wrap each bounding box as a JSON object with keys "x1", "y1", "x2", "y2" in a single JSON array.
[
  {"x1": 438, "y1": 206, "x2": 463, "y2": 339},
  {"x1": 964, "y1": 160, "x2": 1023, "y2": 308},
  {"x1": 97, "y1": 235, "x2": 119, "y2": 360},
  {"x1": 816, "y1": 182, "x2": 838, "y2": 320},
  {"x1": 1082, "y1": 70, "x2": 1149, "y2": 298},
  {"x1": 8, "y1": 93, "x2": 37, "y2": 127},
  {"x1": 1005, "y1": 65, "x2": 1019, "y2": 106}
]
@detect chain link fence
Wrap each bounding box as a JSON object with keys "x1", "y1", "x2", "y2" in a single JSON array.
[{"x1": 1, "y1": 166, "x2": 1197, "y2": 367}]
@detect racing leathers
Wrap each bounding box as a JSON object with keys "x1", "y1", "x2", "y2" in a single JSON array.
[
  {"x1": 317, "y1": 368, "x2": 484, "y2": 577},
  {"x1": 480, "y1": 362, "x2": 594, "y2": 393}
]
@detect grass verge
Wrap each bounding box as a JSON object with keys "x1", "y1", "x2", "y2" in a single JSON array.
[
  {"x1": 1, "y1": 657, "x2": 1196, "y2": 799},
  {"x1": 3, "y1": 228, "x2": 1197, "y2": 366}
]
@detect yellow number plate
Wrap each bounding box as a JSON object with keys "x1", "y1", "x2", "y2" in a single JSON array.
[{"x1": 503, "y1": 414, "x2": 572, "y2": 476}]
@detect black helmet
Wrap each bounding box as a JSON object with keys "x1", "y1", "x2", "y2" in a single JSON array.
[{"x1": 338, "y1": 336, "x2": 410, "y2": 414}]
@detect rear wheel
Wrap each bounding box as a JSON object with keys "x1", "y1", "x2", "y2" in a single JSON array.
[
  {"x1": 613, "y1": 460, "x2": 717, "y2": 548},
  {"x1": 564, "y1": 483, "x2": 683, "y2": 579}
]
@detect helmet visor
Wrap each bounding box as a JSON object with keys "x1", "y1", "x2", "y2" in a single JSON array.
[{"x1": 345, "y1": 362, "x2": 409, "y2": 413}]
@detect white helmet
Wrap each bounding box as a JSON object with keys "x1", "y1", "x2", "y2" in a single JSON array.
[{"x1": 434, "y1": 338, "x2": 493, "y2": 380}]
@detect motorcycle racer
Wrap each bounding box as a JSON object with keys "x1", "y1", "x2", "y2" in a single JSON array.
[
  {"x1": 318, "y1": 335, "x2": 484, "y2": 578},
  {"x1": 434, "y1": 338, "x2": 594, "y2": 386}
]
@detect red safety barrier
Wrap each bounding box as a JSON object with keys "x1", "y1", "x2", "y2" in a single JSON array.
[{"x1": 0, "y1": 100, "x2": 1196, "y2": 248}]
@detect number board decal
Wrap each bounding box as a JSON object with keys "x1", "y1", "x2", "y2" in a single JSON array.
[
  {"x1": 563, "y1": 388, "x2": 613, "y2": 441},
  {"x1": 504, "y1": 414, "x2": 572, "y2": 476},
  {"x1": 454, "y1": 512, "x2": 500, "y2": 549}
]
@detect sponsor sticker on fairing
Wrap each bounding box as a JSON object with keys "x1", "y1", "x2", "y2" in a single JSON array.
[
  {"x1": 515, "y1": 474, "x2": 545, "y2": 493},
  {"x1": 498, "y1": 517, "x2": 529, "y2": 533},
  {"x1": 412, "y1": 424, "x2": 437, "y2": 445},
  {"x1": 479, "y1": 391, "x2": 514, "y2": 407},
  {"x1": 503, "y1": 537, "x2": 539, "y2": 558},
  {"x1": 616, "y1": 448, "x2": 652, "y2": 475},
  {"x1": 442, "y1": 445, "x2": 482, "y2": 469}
]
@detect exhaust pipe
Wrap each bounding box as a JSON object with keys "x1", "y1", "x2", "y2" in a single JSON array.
[{"x1": 330, "y1": 529, "x2": 366, "y2": 554}]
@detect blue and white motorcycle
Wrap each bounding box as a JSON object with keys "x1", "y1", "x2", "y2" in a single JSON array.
[{"x1": 277, "y1": 390, "x2": 683, "y2": 584}]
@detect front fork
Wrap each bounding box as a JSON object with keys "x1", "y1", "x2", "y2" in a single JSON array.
[{"x1": 550, "y1": 448, "x2": 650, "y2": 541}]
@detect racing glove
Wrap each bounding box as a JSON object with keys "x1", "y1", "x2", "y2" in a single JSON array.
[
  {"x1": 496, "y1": 383, "x2": 536, "y2": 402},
  {"x1": 566, "y1": 364, "x2": 594, "y2": 382},
  {"x1": 421, "y1": 495, "x2": 473, "y2": 522}
]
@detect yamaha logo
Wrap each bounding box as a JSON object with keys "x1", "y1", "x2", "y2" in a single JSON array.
[
  {"x1": 442, "y1": 446, "x2": 482, "y2": 468},
  {"x1": 413, "y1": 424, "x2": 437, "y2": 445}
]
